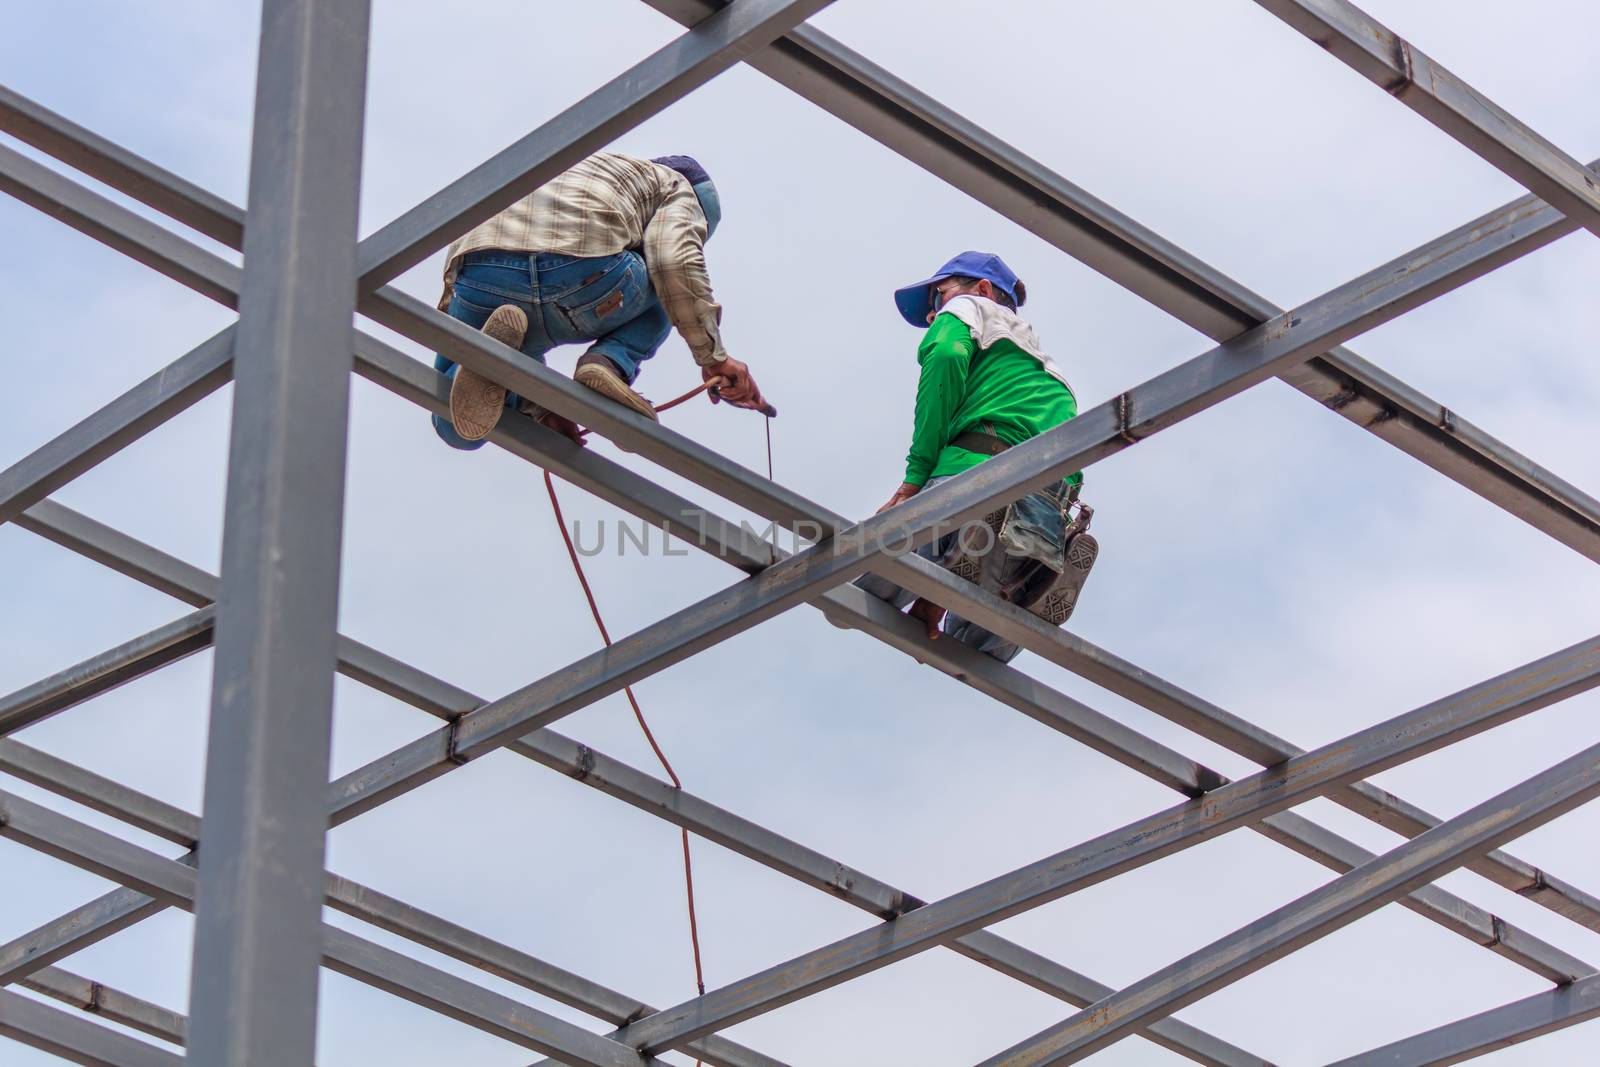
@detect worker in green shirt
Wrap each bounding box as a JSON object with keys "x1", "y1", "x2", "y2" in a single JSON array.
[{"x1": 856, "y1": 251, "x2": 1096, "y2": 662}]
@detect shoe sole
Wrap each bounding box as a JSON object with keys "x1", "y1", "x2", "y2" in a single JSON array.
[
  {"x1": 1029, "y1": 533, "x2": 1098, "y2": 626},
  {"x1": 945, "y1": 507, "x2": 1007, "y2": 586},
  {"x1": 575, "y1": 361, "x2": 657, "y2": 421},
  {"x1": 449, "y1": 305, "x2": 526, "y2": 441}
]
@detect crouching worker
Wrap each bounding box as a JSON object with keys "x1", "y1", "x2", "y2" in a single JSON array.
[
  {"x1": 432, "y1": 152, "x2": 767, "y2": 449},
  {"x1": 855, "y1": 251, "x2": 1098, "y2": 663}
]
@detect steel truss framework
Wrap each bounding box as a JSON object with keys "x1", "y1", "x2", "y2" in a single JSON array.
[{"x1": 2, "y1": 0, "x2": 1598, "y2": 1062}]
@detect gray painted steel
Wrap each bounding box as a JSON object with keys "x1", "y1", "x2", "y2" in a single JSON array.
[
  {"x1": 19, "y1": 967, "x2": 187, "y2": 1046},
  {"x1": 1254, "y1": 0, "x2": 1600, "y2": 240},
  {"x1": 1326, "y1": 973, "x2": 1600, "y2": 1067},
  {"x1": 0, "y1": 790, "x2": 666, "y2": 1067},
  {"x1": 0, "y1": 986, "x2": 181, "y2": 1067},
  {"x1": 593, "y1": 637, "x2": 1600, "y2": 1052},
  {"x1": 184, "y1": 2, "x2": 371, "y2": 1063},
  {"x1": 1, "y1": 1, "x2": 1599, "y2": 1062},
  {"x1": 984, "y1": 740, "x2": 1600, "y2": 1064}
]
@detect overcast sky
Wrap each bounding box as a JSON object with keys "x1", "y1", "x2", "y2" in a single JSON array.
[{"x1": 4, "y1": 1, "x2": 1600, "y2": 1064}]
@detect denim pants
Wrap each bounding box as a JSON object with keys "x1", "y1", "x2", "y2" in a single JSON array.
[
  {"x1": 432, "y1": 249, "x2": 672, "y2": 450},
  {"x1": 853, "y1": 475, "x2": 1046, "y2": 664}
]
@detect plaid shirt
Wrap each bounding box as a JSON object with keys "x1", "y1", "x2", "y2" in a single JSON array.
[{"x1": 438, "y1": 152, "x2": 726, "y2": 366}]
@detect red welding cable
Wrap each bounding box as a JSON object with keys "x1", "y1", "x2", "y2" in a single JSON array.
[
  {"x1": 543, "y1": 467, "x2": 708, "y2": 1006},
  {"x1": 543, "y1": 377, "x2": 774, "y2": 1020}
]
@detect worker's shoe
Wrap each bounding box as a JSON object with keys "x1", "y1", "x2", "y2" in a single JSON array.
[
  {"x1": 1021, "y1": 531, "x2": 1098, "y2": 626},
  {"x1": 944, "y1": 506, "x2": 1008, "y2": 587},
  {"x1": 449, "y1": 304, "x2": 526, "y2": 441},
  {"x1": 574, "y1": 352, "x2": 657, "y2": 421}
]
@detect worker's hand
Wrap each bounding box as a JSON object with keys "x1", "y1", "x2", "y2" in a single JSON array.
[
  {"x1": 537, "y1": 410, "x2": 586, "y2": 447},
  {"x1": 702, "y1": 357, "x2": 766, "y2": 411},
  {"x1": 907, "y1": 597, "x2": 945, "y2": 641},
  {"x1": 875, "y1": 481, "x2": 922, "y2": 515}
]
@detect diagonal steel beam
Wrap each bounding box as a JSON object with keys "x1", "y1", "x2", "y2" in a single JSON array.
[
  {"x1": 577, "y1": 636, "x2": 1600, "y2": 1052},
  {"x1": 20, "y1": 356, "x2": 1598, "y2": 1000},
  {"x1": 12, "y1": 139, "x2": 1600, "y2": 1004},
  {"x1": 981, "y1": 742, "x2": 1600, "y2": 1065},
  {"x1": 0, "y1": 986, "x2": 180, "y2": 1067},
  {"x1": 1326, "y1": 971, "x2": 1600, "y2": 1067},
  {"x1": 355, "y1": 0, "x2": 836, "y2": 291},
  {"x1": 8, "y1": 126, "x2": 1600, "y2": 951},
  {"x1": 0, "y1": 608, "x2": 214, "y2": 736},
  {"x1": 0, "y1": 510, "x2": 1269, "y2": 1067},
  {"x1": 12, "y1": 483, "x2": 1590, "y2": 1063},
  {"x1": 0, "y1": 789, "x2": 664, "y2": 1067},
  {"x1": 6, "y1": 66, "x2": 1593, "y2": 1062},
  {"x1": 1253, "y1": 0, "x2": 1600, "y2": 240},
  {"x1": 0, "y1": 736, "x2": 788, "y2": 1067},
  {"x1": 19, "y1": 967, "x2": 186, "y2": 1047},
  {"x1": 637, "y1": 0, "x2": 1600, "y2": 565}
]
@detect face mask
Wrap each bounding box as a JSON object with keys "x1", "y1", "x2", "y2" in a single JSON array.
[{"x1": 692, "y1": 179, "x2": 721, "y2": 240}]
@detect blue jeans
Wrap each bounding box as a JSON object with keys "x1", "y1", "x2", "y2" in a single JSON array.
[
  {"x1": 432, "y1": 249, "x2": 672, "y2": 450},
  {"x1": 853, "y1": 476, "x2": 1037, "y2": 664}
]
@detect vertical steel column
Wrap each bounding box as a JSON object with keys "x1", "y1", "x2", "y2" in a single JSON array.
[{"x1": 186, "y1": 1, "x2": 370, "y2": 1063}]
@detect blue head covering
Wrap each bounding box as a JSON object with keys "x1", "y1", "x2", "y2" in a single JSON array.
[
  {"x1": 652, "y1": 155, "x2": 720, "y2": 238},
  {"x1": 893, "y1": 251, "x2": 1022, "y2": 327}
]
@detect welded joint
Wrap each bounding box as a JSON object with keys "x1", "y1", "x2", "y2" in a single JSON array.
[
  {"x1": 1385, "y1": 36, "x2": 1416, "y2": 97},
  {"x1": 1115, "y1": 392, "x2": 1140, "y2": 445},
  {"x1": 620, "y1": 1003, "x2": 650, "y2": 1026},
  {"x1": 444, "y1": 717, "x2": 471, "y2": 767},
  {"x1": 568, "y1": 744, "x2": 596, "y2": 782},
  {"x1": 84, "y1": 981, "x2": 104, "y2": 1014},
  {"x1": 1323, "y1": 380, "x2": 1361, "y2": 412},
  {"x1": 1485, "y1": 914, "x2": 1506, "y2": 949},
  {"x1": 826, "y1": 862, "x2": 856, "y2": 901},
  {"x1": 1515, "y1": 867, "x2": 1551, "y2": 899},
  {"x1": 1438, "y1": 405, "x2": 1457, "y2": 434}
]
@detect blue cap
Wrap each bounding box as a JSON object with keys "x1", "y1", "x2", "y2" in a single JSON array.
[
  {"x1": 893, "y1": 251, "x2": 1020, "y2": 327},
  {"x1": 653, "y1": 155, "x2": 720, "y2": 239}
]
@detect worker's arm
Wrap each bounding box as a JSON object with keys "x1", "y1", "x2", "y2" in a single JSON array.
[
  {"x1": 642, "y1": 183, "x2": 726, "y2": 367},
  {"x1": 903, "y1": 313, "x2": 975, "y2": 487},
  {"x1": 642, "y1": 182, "x2": 764, "y2": 408}
]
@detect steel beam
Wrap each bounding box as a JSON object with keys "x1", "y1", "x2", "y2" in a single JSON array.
[
  {"x1": 0, "y1": 738, "x2": 788, "y2": 1067},
  {"x1": 0, "y1": 789, "x2": 662, "y2": 1067},
  {"x1": 565, "y1": 635, "x2": 1600, "y2": 1053},
  {"x1": 12, "y1": 139, "x2": 1600, "y2": 991},
  {"x1": 0, "y1": 510, "x2": 1274, "y2": 1067},
  {"x1": 637, "y1": 0, "x2": 1600, "y2": 564},
  {"x1": 335, "y1": 166, "x2": 1597, "y2": 826},
  {"x1": 355, "y1": 0, "x2": 837, "y2": 291},
  {"x1": 19, "y1": 967, "x2": 186, "y2": 1047},
  {"x1": 0, "y1": 608, "x2": 214, "y2": 735},
  {"x1": 981, "y1": 743, "x2": 1600, "y2": 1065},
  {"x1": 16, "y1": 496, "x2": 1594, "y2": 1067},
  {"x1": 1326, "y1": 972, "x2": 1600, "y2": 1067},
  {"x1": 0, "y1": 325, "x2": 235, "y2": 526},
  {"x1": 11, "y1": 124, "x2": 1597, "y2": 947},
  {"x1": 1253, "y1": 0, "x2": 1600, "y2": 240},
  {"x1": 0, "y1": 986, "x2": 180, "y2": 1067},
  {"x1": 185, "y1": 2, "x2": 371, "y2": 1062}
]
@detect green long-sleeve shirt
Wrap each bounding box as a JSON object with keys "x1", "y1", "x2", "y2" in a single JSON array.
[{"x1": 903, "y1": 308, "x2": 1080, "y2": 488}]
